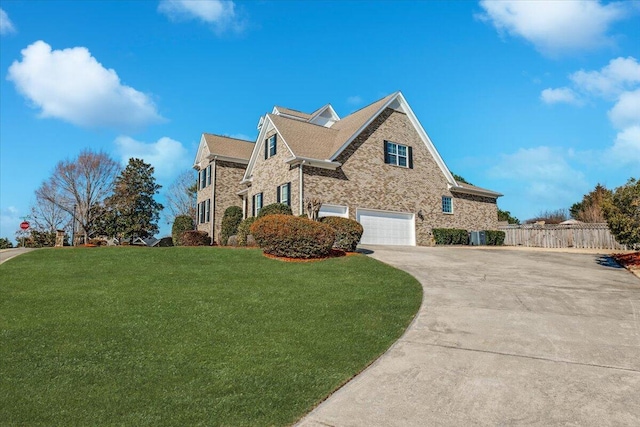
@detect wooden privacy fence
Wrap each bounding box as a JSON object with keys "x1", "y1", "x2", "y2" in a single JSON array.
[{"x1": 498, "y1": 223, "x2": 627, "y2": 250}]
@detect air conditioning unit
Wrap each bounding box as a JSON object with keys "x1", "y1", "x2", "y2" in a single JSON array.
[{"x1": 470, "y1": 231, "x2": 486, "y2": 246}]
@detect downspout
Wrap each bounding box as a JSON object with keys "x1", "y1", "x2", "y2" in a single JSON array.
[
  {"x1": 299, "y1": 160, "x2": 306, "y2": 216},
  {"x1": 211, "y1": 158, "x2": 217, "y2": 244}
]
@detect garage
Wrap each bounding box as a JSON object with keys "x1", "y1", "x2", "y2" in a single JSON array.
[
  {"x1": 356, "y1": 208, "x2": 415, "y2": 246},
  {"x1": 319, "y1": 204, "x2": 349, "y2": 218}
]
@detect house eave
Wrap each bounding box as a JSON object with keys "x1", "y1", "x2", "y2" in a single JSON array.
[
  {"x1": 207, "y1": 154, "x2": 250, "y2": 165},
  {"x1": 449, "y1": 185, "x2": 503, "y2": 198},
  {"x1": 285, "y1": 156, "x2": 341, "y2": 170}
]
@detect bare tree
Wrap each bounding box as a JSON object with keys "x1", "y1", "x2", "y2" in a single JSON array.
[
  {"x1": 30, "y1": 180, "x2": 71, "y2": 233},
  {"x1": 304, "y1": 197, "x2": 323, "y2": 221},
  {"x1": 39, "y1": 149, "x2": 121, "y2": 244},
  {"x1": 165, "y1": 170, "x2": 197, "y2": 222}
]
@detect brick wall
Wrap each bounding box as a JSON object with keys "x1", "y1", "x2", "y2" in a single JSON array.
[{"x1": 303, "y1": 108, "x2": 498, "y2": 245}]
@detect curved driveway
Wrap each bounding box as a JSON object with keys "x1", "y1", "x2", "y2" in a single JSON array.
[{"x1": 298, "y1": 246, "x2": 640, "y2": 426}]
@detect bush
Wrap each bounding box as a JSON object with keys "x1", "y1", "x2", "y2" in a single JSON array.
[
  {"x1": 172, "y1": 215, "x2": 194, "y2": 246},
  {"x1": 220, "y1": 206, "x2": 243, "y2": 246},
  {"x1": 257, "y1": 203, "x2": 292, "y2": 218},
  {"x1": 0, "y1": 237, "x2": 14, "y2": 249},
  {"x1": 250, "y1": 214, "x2": 335, "y2": 258},
  {"x1": 485, "y1": 230, "x2": 505, "y2": 246},
  {"x1": 88, "y1": 238, "x2": 108, "y2": 246},
  {"x1": 237, "y1": 217, "x2": 257, "y2": 246},
  {"x1": 432, "y1": 228, "x2": 469, "y2": 245},
  {"x1": 157, "y1": 237, "x2": 174, "y2": 247},
  {"x1": 320, "y1": 217, "x2": 363, "y2": 251},
  {"x1": 181, "y1": 230, "x2": 211, "y2": 246}
]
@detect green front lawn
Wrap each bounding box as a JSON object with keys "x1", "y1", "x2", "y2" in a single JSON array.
[{"x1": 0, "y1": 247, "x2": 421, "y2": 426}]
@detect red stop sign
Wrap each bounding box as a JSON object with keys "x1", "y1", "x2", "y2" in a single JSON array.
[{"x1": 20, "y1": 221, "x2": 30, "y2": 231}]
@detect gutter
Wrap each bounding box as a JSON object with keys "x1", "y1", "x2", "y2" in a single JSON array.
[
  {"x1": 449, "y1": 184, "x2": 503, "y2": 198},
  {"x1": 286, "y1": 156, "x2": 341, "y2": 170}
]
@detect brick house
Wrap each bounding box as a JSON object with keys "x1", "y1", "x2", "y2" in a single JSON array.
[{"x1": 193, "y1": 91, "x2": 502, "y2": 246}]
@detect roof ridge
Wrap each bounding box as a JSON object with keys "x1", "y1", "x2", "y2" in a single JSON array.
[
  {"x1": 268, "y1": 113, "x2": 339, "y2": 132},
  {"x1": 341, "y1": 91, "x2": 398, "y2": 119},
  {"x1": 203, "y1": 133, "x2": 255, "y2": 143},
  {"x1": 275, "y1": 105, "x2": 311, "y2": 115}
]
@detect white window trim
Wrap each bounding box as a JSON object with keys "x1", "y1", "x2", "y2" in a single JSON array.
[
  {"x1": 278, "y1": 183, "x2": 290, "y2": 206},
  {"x1": 442, "y1": 196, "x2": 453, "y2": 214},
  {"x1": 268, "y1": 135, "x2": 277, "y2": 158},
  {"x1": 385, "y1": 141, "x2": 409, "y2": 168}
]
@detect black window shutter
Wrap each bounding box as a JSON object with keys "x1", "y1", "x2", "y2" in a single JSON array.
[
  {"x1": 384, "y1": 141, "x2": 390, "y2": 164},
  {"x1": 408, "y1": 146, "x2": 414, "y2": 169},
  {"x1": 264, "y1": 139, "x2": 268, "y2": 159},
  {"x1": 273, "y1": 135, "x2": 277, "y2": 156},
  {"x1": 287, "y1": 182, "x2": 291, "y2": 206},
  {"x1": 277, "y1": 186, "x2": 281, "y2": 203}
]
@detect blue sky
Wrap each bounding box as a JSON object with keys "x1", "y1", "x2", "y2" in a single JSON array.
[{"x1": 1, "y1": 0, "x2": 639, "y2": 240}]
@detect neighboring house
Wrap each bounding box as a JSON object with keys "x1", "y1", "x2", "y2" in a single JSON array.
[{"x1": 194, "y1": 91, "x2": 502, "y2": 246}]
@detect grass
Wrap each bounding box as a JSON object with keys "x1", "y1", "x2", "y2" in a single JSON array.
[{"x1": 0, "y1": 247, "x2": 422, "y2": 426}]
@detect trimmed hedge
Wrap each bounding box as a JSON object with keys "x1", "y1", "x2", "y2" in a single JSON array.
[
  {"x1": 181, "y1": 230, "x2": 211, "y2": 246},
  {"x1": 220, "y1": 206, "x2": 243, "y2": 246},
  {"x1": 432, "y1": 228, "x2": 469, "y2": 245},
  {"x1": 257, "y1": 203, "x2": 293, "y2": 218},
  {"x1": 485, "y1": 230, "x2": 505, "y2": 246},
  {"x1": 237, "y1": 217, "x2": 257, "y2": 246},
  {"x1": 320, "y1": 216, "x2": 364, "y2": 251},
  {"x1": 250, "y1": 214, "x2": 335, "y2": 258},
  {"x1": 172, "y1": 215, "x2": 194, "y2": 246}
]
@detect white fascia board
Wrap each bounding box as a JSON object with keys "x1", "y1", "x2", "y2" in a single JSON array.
[
  {"x1": 206, "y1": 154, "x2": 250, "y2": 165},
  {"x1": 329, "y1": 91, "x2": 400, "y2": 161},
  {"x1": 193, "y1": 134, "x2": 208, "y2": 169},
  {"x1": 285, "y1": 156, "x2": 341, "y2": 170},
  {"x1": 449, "y1": 184, "x2": 503, "y2": 198},
  {"x1": 397, "y1": 92, "x2": 457, "y2": 186},
  {"x1": 236, "y1": 188, "x2": 250, "y2": 195},
  {"x1": 309, "y1": 104, "x2": 341, "y2": 122}
]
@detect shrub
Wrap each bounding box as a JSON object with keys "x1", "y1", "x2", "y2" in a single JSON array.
[
  {"x1": 250, "y1": 214, "x2": 335, "y2": 258},
  {"x1": 88, "y1": 238, "x2": 107, "y2": 246},
  {"x1": 172, "y1": 215, "x2": 194, "y2": 246},
  {"x1": 237, "y1": 217, "x2": 257, "y2": 246},
  {"x1": 157, "y1": 237, "x2": 174, "y2": 247},
  {"x1": 0, "y1": 237, "x2": 14, "y2": 249},
  {"x1": 320, "y1": 216, "x2": 364, "y2": 251},
  {"x1": 181, "y1": 230, "x2": 211, "y2": 246},
  {"x1": 485, "y1": 230, "x2": 505, "y2": 246},
  {"x1": 257, "y1": 203, "x2": 292, "y2": 218},
  {"x1": 220, "y1": 206, "x2": 243, "y2": 246},
  {"x1": 432, "y1": 228, "x2": 469, "y2": 245}
]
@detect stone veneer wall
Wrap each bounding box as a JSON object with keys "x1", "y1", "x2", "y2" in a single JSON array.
[
  {"x1": 303, "y1": 108, "x2": 498, "y2": 246},
  {"x1": 248, "y1": 129, "x2": 301, "y2": 215}
]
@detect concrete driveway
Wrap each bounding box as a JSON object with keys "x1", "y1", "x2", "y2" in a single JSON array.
[{"x1": 298, "y1": 246, "x2": 640, "y2": 426}]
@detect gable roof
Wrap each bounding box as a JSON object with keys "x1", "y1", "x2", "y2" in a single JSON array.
[
  {"x1": 242, "y1": 92, "x2": 500, "y2": 198},
  {"x1": 203, "y1": 133, "x2": 255, "y2": 160}
]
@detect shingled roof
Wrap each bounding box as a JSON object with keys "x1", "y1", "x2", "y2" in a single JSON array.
[{"x1": 203, "y1": 133, "x2": 255, "y2": 161}]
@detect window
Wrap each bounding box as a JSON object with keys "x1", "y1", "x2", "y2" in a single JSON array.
[
  {"x1": 277, "y1": 183, "x2": 291, "y2": 206},
  {"x1": 199, "y1": 169, "x2": 206, "y2": 190},
  {"x1": 384, "y1": 141, "x2": 413, "y2": 168},
  {"x1": 198, "y1": 199, "x2": 211, "y2": 223},
  {"x1": 206, "y1": 164, "x2": 212, "y2": 187},
  {"x1": 252, "y1": 192, "x2": 263, "y2": 216},
  {"x1": 265, "y1": 135, "x2": 277, "y2": 159},
  {"x1": 442, "y1": 196, "x2": 453, "y2": 214}
]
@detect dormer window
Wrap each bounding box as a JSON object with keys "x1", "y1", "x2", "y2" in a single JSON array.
[{"x1": 265, "y1": 134, "x2": 277, "y2": 159}]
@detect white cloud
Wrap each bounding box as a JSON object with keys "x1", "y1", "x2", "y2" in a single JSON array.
[
  {"x1": 607, "y1": 125, "x2": 640, "y2": 166},
  {"x1": 489, "y1": 146, "x2": 589, "y2": 208},
  {"x1": 7, "y1": 40, "x2": 163, "y2": 130},
  {"x1": 0, "y1": 206, "x2": 21, "y2": 240},
  {"x1": 478, "y1": 0, "x2": 630, "y2": 56},
  {"x1": 570, "y1": 56, "x2": 640, "y2": 99},
  {"x1": 158, "y1": 0, "x2": 241, "y2": 33},
  {"x1": 608, "y1": 89, "x2": 640, "y2": 129},
  {"x1": 346, "y1": 95, "x2": 363, "y2": 105},
  {"x1": 114, "y1": 136, "x2": 190, "y2": 181},
  {"x1": 0, "y1": 8, "x2": 16, "y2": 35},
  {"x1": 540, "y1": 87, "x2": 581, "y2": 105}
]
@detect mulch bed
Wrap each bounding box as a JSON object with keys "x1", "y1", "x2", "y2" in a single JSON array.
[
  {"x1": 612, "y1": 252, "x2": 640, "y2": 269},
  {"x1": 263, "y1": 249, "x2": 359, "y2": 263}
]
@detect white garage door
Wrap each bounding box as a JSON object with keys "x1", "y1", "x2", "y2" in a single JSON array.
[
  {"x1": 319, "y1": 204, "x2": 348, "y2": 218},
  {"x1": 356, "y1": 208, "x2": 415, "y2": 246}
]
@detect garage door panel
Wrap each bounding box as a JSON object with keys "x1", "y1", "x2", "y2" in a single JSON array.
[
  {"x1": 357, "y1": 209, "x2": 415, "y2": 246},
  {"x1": 319, "y1": 204, "x2": 348, "y2": 218}
]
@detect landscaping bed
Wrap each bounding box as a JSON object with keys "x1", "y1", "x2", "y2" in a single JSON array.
[
  {"x1": 612, "y1": 251, "x2": 640, "y2": 276},
  {"x1": 0, "y1": 247, "x2": 421, "y2": 426}
]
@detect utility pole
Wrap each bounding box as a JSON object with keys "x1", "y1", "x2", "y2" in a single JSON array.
[{"x1": 71, "y1": 204, "x2": 77, "y2": 246}]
